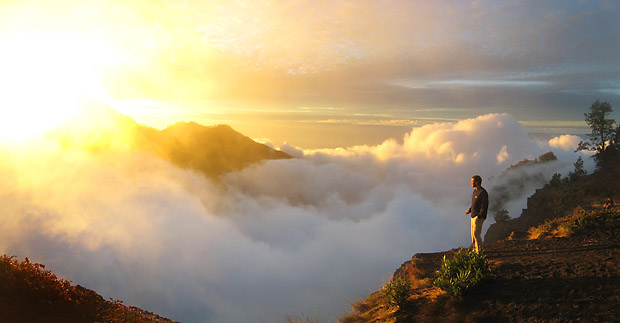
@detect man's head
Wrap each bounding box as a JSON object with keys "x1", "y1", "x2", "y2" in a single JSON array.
[{"x1": 471, "y1": 175, "x2": 482, "y2": 188}]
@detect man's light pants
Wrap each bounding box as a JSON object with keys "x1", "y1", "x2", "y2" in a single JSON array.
[{"x1": 471, "y1": 216, "x2": 485, "y2": 252}]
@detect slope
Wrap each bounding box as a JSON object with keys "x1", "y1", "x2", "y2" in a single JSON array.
[
  {"x1": 0, "y1": 255, "x2": 176, "y2": 323},
  {"x1": 340, "y1": 155, "x2": 620, "y2": 322},
  {"x1": 485, "y1": 153, "x2": 620, "y2": 243}
]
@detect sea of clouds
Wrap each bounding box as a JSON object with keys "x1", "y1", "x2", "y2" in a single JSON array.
[{"x1": 0, "y1": 113, "x2": 593, "y2": 322}]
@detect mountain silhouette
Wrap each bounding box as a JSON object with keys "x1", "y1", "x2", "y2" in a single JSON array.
[{"x1": 48, "y1": 102, "x2": 291, "y2": 177}]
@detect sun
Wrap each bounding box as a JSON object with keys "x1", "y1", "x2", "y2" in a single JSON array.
[{"x1": 0, "y1": 30, "x2": 116, "y2": 142}]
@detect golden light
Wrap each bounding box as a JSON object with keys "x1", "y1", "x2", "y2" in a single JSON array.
[{"x1": 0, "y1": 30, "x2": 117, "y2": 142}]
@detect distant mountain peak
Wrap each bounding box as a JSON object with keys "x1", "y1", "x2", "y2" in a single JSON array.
[{"x1": 47, "y1": 104, "x2": 291, "y2": 177}]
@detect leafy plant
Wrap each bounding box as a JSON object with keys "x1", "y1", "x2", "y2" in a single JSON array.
[
  {"x1": 381, "y1": 276, "x2": 412, "y2": 308},
  {"x1": 433, "y1": 248, "x2": 491, "y2": 297}
]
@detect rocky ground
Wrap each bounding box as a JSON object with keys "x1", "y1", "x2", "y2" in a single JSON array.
[
  {"x1": 470, "y1": 211, "x2": 620, "y2": 322},
  {"x1": 340, "y1": 208, "x2": 620, "y2": 322}
]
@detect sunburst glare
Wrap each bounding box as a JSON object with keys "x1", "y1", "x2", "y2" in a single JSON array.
[{"x1": 0, "y1": 31, "x2": 117, "y2": 142}]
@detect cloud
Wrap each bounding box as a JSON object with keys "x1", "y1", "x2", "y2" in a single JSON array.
[
  {"x1": 548, "y1": 134, "x2": 582, "y2": 151},
  {"x1": 5, "y1": 0, "x2": 618, "y2": 123},
  {"x1": 0, "y1": 114, "x2": 592, "y2": 322}
]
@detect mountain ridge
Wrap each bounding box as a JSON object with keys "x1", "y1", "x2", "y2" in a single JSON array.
[{"x1": 47, "y1": 103, "x2": 291, "y2": 177}]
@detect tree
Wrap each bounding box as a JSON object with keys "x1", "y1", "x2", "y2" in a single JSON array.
[
  {"x1": 548, "y1": 173, "x2": 562, "y2": 187},
  {"x1": 567, "y1": 156, "x2": 587, "y2": 182},
  {"x1": 493, "y1": 208, "x2": 511, "y2": 222},
  {"x1": 577, "y1": 100, "x2": 616, "y2": 155},
  {"x1": 574, "y1": 156, "x2": 586, "y2": 176}
]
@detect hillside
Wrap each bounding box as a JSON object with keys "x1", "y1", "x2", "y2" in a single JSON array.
[
  {"x1": 340, "y1": 155, "x2": 620, "y2": 322},
  {"x1": 48, "y1": 103, "x2": 291, "y2": 177},
  {"x1": 0, "y1": 255, "x2": 175, "y2": 323},
  {"x1": 485, "y1": 153, "x2": 620, "y2": 243}
]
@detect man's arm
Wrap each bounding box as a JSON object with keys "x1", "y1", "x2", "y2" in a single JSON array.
[{"x1": 480, "y1": 190, "x2": 489, "y2": 218}]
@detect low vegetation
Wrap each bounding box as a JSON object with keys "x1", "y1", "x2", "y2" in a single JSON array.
[
  {"x1": 529, "y1": 207, "x2": 619, "y2": 239},
  {"x1": 0, "y1": 255, "x2": 173, "y2": 322},
  {"x1": 381, "y1": 276, "x2": 412, "y2": 308},
  {"x1": 433, "y1": 247, "x2": 491, "y2": 297}
]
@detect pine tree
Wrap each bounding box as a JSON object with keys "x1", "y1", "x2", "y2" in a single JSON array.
[
  {"x1": 577, "y1": 100, "x2": 616, "y2": 155},
  {"x1": 573, "y1": 156, "x2": 586, "y2": 177}
]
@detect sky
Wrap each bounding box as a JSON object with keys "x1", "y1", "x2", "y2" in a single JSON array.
[
  {"x1": 1, "y1": 0, "x2": 619, "y2": 147},
  {"x1": 0, "y1": 1, "x2": 616, "y2": 322}
]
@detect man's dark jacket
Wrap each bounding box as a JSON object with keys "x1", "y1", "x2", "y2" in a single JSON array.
[{"x1": 469, "y1": 187, "x2": 489, "y2": 219}]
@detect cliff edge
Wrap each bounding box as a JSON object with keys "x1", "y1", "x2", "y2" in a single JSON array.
[{"x1": 340, "y1": 155, "x2": 620, "y2": 322}]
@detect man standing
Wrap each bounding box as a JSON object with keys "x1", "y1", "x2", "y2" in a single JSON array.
[{"x1": 465, "y1": 175, "x2": 488, "y2": 253}]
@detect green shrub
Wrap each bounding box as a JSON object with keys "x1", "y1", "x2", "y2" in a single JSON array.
[
  {"x1": 433, "y1": 248, "x2": 491, "y2": 297},
  {"x1": 381, "y1": 276, "x2": 411, "y2": 307}
]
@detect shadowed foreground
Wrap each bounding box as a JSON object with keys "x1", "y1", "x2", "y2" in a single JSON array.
[{"x1": 0, "y1": 255, "x2": 176, "y2": 323}]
